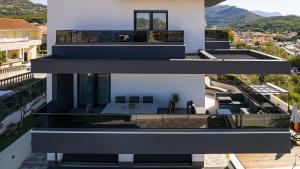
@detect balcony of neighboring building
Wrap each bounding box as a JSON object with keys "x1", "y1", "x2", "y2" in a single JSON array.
[
  {"x1": 0, "y1": 38, "x2": 42, "y2": 51},
  {"x1": 32, "y1": 75, "x2": 291, "y2": 154}
]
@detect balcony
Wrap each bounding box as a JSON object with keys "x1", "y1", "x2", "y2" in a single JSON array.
[
  {"x1": 54, "y1": 30, "x2": 185, "y2": 60},
  {"x1": 0, "y1": 39, "x2": 42, "y2": 50},
  {"x1": 31, "y1": 49, "x2": 290, "y2": 74},
  {"x1": 205, "y1": 29, "x2": 231, "y2": 49},
  {"x1": 30, "y1": 29, "x2": 290, "y2": 74},
  {"x1": 32, "y1": 76, "x2": 291, "y2": 154}
]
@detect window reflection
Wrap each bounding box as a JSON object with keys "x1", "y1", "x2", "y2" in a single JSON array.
[
  {"x1": 136, "y1": 13, "x2": 150, "y2": 30},
  {"x1": 153, "y1": 13, "x2": 167, "y2": 30}
]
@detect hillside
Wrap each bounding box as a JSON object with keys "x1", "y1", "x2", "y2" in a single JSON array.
[
  {"x1": 206, "y1": 5, "x2": 261, "y2": 26},
  {"x1": 0, "y1": 0, "x2": 46, "y2": 24},
  {"x1": 251, "y1": 10, "x2": 282, "y2": 17},
  {"x1": 233, "y1": 15, "x2": 300, "y2": 33}
]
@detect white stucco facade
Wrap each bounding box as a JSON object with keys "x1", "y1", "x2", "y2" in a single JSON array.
[
  {"x1": 47, "y1": 0, "x2": 207, "y2": 106},
  {"x1": 111, "y1": 74, "x2": 205, "y2": 108},
  {"x1": 47, "y1": 0, "x2": 206, "y2": 54}
]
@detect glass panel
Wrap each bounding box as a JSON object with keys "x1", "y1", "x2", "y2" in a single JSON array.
[
  {"x1": 136, "y1": 13, "x2": 150, "y2": 30},
  {"x1": 56, "y1": 30, "x2": 184, "y2": 44},
  {"x1": 78, "y1": 74, "x2": 94, "y2": 107},
  {"x1": 96, "y1": 74, "x2": 110, "y2": 105},
  {"x1": 153, "y1": 13, "x2": 167, "y2": 30}
]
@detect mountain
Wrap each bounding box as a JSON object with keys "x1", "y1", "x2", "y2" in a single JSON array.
[
  {"x1": 252, "y1": 10, "x2": 282, "y2": 17},
  {"x1": 233, "y1": 15, "x2": 300, "y2": 33},
  {"x1": 206, "y1": 5, "x2": 262, "y2": 26},
  {"x1": 0, "y1": 0, "x2": 46, "y2": 24}
]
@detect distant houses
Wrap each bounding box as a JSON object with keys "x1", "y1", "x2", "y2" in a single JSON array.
[{"x1": 0, "y1": 18, "x2": 42, "y2": 68}]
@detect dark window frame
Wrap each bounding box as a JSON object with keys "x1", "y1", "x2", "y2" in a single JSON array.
[
  {"x1": 77, "y1": 73, "x2": 111, "y2": 107},
  {"x1": 134, "y1": 10, "x2": 168, "y2": 30}
]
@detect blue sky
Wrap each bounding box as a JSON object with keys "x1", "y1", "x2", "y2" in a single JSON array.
[{"x1": 31, "y1": 0, "x2": 300, "y2": 16}]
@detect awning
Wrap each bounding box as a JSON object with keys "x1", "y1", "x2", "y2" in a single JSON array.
[{"x1": 249, "y1": 83, "x2": 289, "y2": 95}]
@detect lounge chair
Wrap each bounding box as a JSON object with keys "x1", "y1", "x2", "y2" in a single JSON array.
[
  {"x1": 205, "y1": 76, "x2": 228, "y2": 92},
  {"x1": 129, "y1": 96, "x2": 140, "y2": 103},
  {"x1": 116, "y1": 96, "x2": 126, "y2": 103},
  {"x1": 143, "y1": 96, "x2": 154, "y2": 103}
]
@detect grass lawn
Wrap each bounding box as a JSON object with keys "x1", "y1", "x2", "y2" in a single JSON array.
[{"x1": 0, "y1": 115, "x2": 32, "y2": 152}]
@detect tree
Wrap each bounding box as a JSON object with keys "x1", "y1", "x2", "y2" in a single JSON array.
[
  {"x1": 15, "y1": 81, "x2": 46, "y2": 127},
  {"x1": 255, "y1": 41, "x2": 261, "y2": 46},
  {"x1": 0, "y1": 51, "x2": 7, "y2": 65},
  {"x1": 228, "y1": 30, "x2": 235, "y2": 42},
  {"x1": 289, "y1": 55, "x2": 300, "y2": 68}
]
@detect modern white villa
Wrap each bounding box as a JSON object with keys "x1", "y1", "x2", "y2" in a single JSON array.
[{"x1": 30, "y1": 0, "x2": 292, "y2": 168}]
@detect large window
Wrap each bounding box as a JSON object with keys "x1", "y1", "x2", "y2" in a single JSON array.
[{"x1": 135, "y1": 11, "x2": 168, "y2": 30}]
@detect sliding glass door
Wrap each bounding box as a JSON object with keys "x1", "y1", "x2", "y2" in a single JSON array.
[
  {"x1": 78, "y1": 74, "x2": 110, "y2": 107},
  {"x1": 95, "y1": 74, "x2": 110, "y2": 106}
]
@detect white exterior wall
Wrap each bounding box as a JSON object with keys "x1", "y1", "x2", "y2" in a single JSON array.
[
  {"x1": 47, "y1": 0, "x2": 206, "y2": 54},
  {"x1": 111, "y1": 74, "x2": 205, "y2": 108},
  {"x1": 0, "y1": 131, "x2": 31, "y2": 169},
  {"x1": 47, "y1": 0, "x2": 207, "y2": 107}
]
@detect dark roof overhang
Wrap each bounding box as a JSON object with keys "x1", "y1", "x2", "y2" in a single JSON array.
[
  {"x1": 31, "y1": 51, "x2": 291, "y2": 74},
  {"x1": 205, "y1": 0, "x2": 225, "y2": 7}
]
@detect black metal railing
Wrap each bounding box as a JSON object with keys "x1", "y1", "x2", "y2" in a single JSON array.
[
  {"x1": 0, "y1": 73, "x2": 34, "y2": 89},
  {"x1": 33, "y1": 102, "x2": 289, "y2": 130},
  {"x1": 56, "y1": 30, "x2": 184, "y2": 44},
  {"x1": 205, "y1": 29, "x2": 229, "y2": 41},
  {"x1": 0, "y1": 79, "x2": 46, "y2": 122}
]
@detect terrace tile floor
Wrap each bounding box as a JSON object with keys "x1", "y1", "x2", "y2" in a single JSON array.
[
  {"x1": 237, "y1": 141, "x2": 300, "y2": 169},
  {"x1": 19, "y1": 153, "x2": 48, "y2": 169}
]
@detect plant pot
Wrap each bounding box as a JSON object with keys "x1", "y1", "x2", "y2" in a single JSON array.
[
  {"x1": 294, "y1": 123, "x2": 300, "y2": 132},
  {"x1": 5, "y1": 123, "x2": 18, "y2": 137}
]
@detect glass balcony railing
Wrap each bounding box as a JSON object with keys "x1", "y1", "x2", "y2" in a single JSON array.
[
  {"x1": 205, "y1": 29, "x2": 229, "y2": 41},
  {"x1": 56, "y1": 30, "x2": 184, "y2": 44},
  {"x1": 33, "y1": 103, "x2": 289, "y2": 130}
]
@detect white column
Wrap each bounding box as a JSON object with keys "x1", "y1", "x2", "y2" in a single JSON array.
[
  {"x1": 47, "y1": 74, "x2": 53, "y2": 103},
  {"x1": 118, "y1": 154, "x2": 134, "y2": 166},
  {"x1": 73, "y1": 73, "x2": 78, "y2": 108},
  {"x1": 47, "y1": 153, "x2": 63, "y2": 162},
  {"x1": 192, "y1": 154, "x2": 205, "y2": 167}
]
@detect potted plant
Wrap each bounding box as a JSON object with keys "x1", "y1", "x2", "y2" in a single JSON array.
[
  {"x1": 171, "y1": 93, "x2": 180, "y2": 112},
  {"x1": 5, "y1": 123, "x2": 18, "y2": 137}
]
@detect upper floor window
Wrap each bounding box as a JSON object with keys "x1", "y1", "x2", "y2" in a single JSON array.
[{"x1": 134, "y1": 11, "x2": 168, "y2": 30}]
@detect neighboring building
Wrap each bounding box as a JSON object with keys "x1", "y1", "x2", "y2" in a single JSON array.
[
  {"x1": 0, "y1": 18, "x2": 42, "y2": 66},
  {"x1": 31, "y1": 0, "x2": 291, "y2": 168},
  {"x1": 237, "y1": 32, "x2": 275, "y2": 45},
  {"x1": 37, "y1": 25, "x2": 47, "y2": 46}
]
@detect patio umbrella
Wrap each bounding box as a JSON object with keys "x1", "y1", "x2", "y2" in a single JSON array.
[{"x1": 291, "y1": 102, "x2": 300, "y2": 131}]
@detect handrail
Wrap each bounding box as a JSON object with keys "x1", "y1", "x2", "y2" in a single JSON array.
[
  {"x1": 0, "y1": 72, "x2": 34, "y2": 89},
  {"x1": 33, "y1": 101, "x2": 290, "y2": 130},
  {"x1": 56, "y1": 30, "x2": 184, "y2": 44},
  {"x1": 0, "y1": 65, "x2": 29, "y2": 80},
  {"x1": 0, "y1": 79, "x2": 46, "y2": 122}
]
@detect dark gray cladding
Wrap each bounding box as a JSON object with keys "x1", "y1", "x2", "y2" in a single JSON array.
[
  {"x1": 31, "y1": 58, "x2": 291, "y2": 74},
  {"x1": 205, "y1": 0, "x2": 225, "y2": 7},
  {"x1": 52, "y1": 45, "x2": 186, "y2": 60},
  {"x1": 32, "y1": 130, "x2": 291, "y2": 154},
  {"x1": 205, "y1": 41, "x2": 231, "y2": 49}
]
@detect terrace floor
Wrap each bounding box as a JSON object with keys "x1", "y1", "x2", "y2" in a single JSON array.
[{"x1": 237, "y1": 140, "x2": 300, "y2": 169}]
